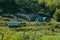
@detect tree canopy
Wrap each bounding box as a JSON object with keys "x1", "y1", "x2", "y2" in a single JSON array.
[{"x1": 0, "y1": 0, "x2": 60, "y2": 21}]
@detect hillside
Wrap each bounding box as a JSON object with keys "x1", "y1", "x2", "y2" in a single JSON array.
[{"x1": 0, "y1": 0, "x2": 60, "y2": 21}]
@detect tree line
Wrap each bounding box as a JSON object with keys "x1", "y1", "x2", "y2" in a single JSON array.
[{"x1": 0, "y1": 0, "x2": 60, "y2": 21}]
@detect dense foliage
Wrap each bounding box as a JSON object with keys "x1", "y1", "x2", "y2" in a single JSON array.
[{"x1": 0, "y1": 0, "x2": 60, "y2": 21}]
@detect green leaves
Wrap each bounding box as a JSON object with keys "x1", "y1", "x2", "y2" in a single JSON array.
[
  {"x1": 0, "y1": 0, "x2": 60, "y2": 21},
  {"x1": 0, "y1": 0, "x2": 7, "y2": 3},
  {"x1": 15, "y1": 0, "x2": 40, "y2": 13},
  {"x1": 53, "y1": 8, "x2": 60, "y2": 21}
]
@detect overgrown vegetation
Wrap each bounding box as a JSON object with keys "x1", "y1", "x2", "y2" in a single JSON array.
[
  {"x1": 0, "y1": 0, "x2": 60, "y2": 21},
  {"x1": 0, "y1": 22, "x2": 60, "y2": 40},
  {"x1": 0, "y1": 0, "x2": 60, "y2": 40}
]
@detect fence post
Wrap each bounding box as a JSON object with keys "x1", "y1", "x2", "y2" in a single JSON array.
[
  {"x1": 1, "y1": 32, "x2": 4, "y2": 40},
  {"x1": 34, "y1": 31, "x2": 37, "y2": 40},
  {"x1": 22, "y1": 31, "x2": 25, "y2": 40}
]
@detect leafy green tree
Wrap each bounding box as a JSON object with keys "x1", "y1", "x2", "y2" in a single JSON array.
[
  {"x1": 53, "y1": 8, "x2": 60, "y2": 21},
  {"x1": 2, "y1": 0, "x2": 18, "y2": 14},
  {"x1": 0, "y1": 0, "x2": 7, "y2": 3},
  {"x1": 15, "y1": 0, "x2": 40, "y2": 13},
  {"x1": 0, "y1": 0, "x2": 60, "y2": 21},
  {"x1": 37, "y1": 0, "x2": 56, "y2": 17}
]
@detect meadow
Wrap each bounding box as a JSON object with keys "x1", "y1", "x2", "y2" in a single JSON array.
[
  {"x1": 0, "y1": 0, "x2": 60, "y2": 40},
  {"x1": 0, "y1": 22, "x2": 60, "y2": 40}
]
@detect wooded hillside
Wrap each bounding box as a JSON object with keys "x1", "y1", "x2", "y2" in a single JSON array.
[{"x1": 0, "y1": 0, "x2": 60, "y2": 21}]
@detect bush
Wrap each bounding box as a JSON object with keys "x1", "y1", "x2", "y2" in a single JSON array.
[
  {"x1": 53, "y1": 9, "x2": 60, "y2": 21},
  {"x1": 0, "y1": 21, "x2": 8, "y2": 26},
  {"x1": 55, "y1": 23, "x2": 60, "y2": 28},
  {"x1": 19, "y1": 22, "x2": 26, "y2": 27}
]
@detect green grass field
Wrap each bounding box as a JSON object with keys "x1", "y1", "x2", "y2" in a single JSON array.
[
  {"x1": 0, "y1": 25, "x2": 60, "y2": 40},
  {"x1": 0, "y1": 22, "x2": 60, "y2": 40}
]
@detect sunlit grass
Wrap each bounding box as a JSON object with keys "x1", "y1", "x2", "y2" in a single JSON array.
[{"x1": 0, "y1": 25, "x2": 60, "y2": 40}]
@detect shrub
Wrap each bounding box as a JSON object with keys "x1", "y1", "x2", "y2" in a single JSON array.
[
  {"x1": 55, "y1": 23, "x2": 60, "y2": 28},
  {"x1": 0, "y1": 21, "x2": 8, "y2": 26},
  {"x1": 19, "y1": 22, "x2": 26, "y2": 27},
  {"x1": 53, "y1": 8, "x2": 60, "y2": 21}
]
